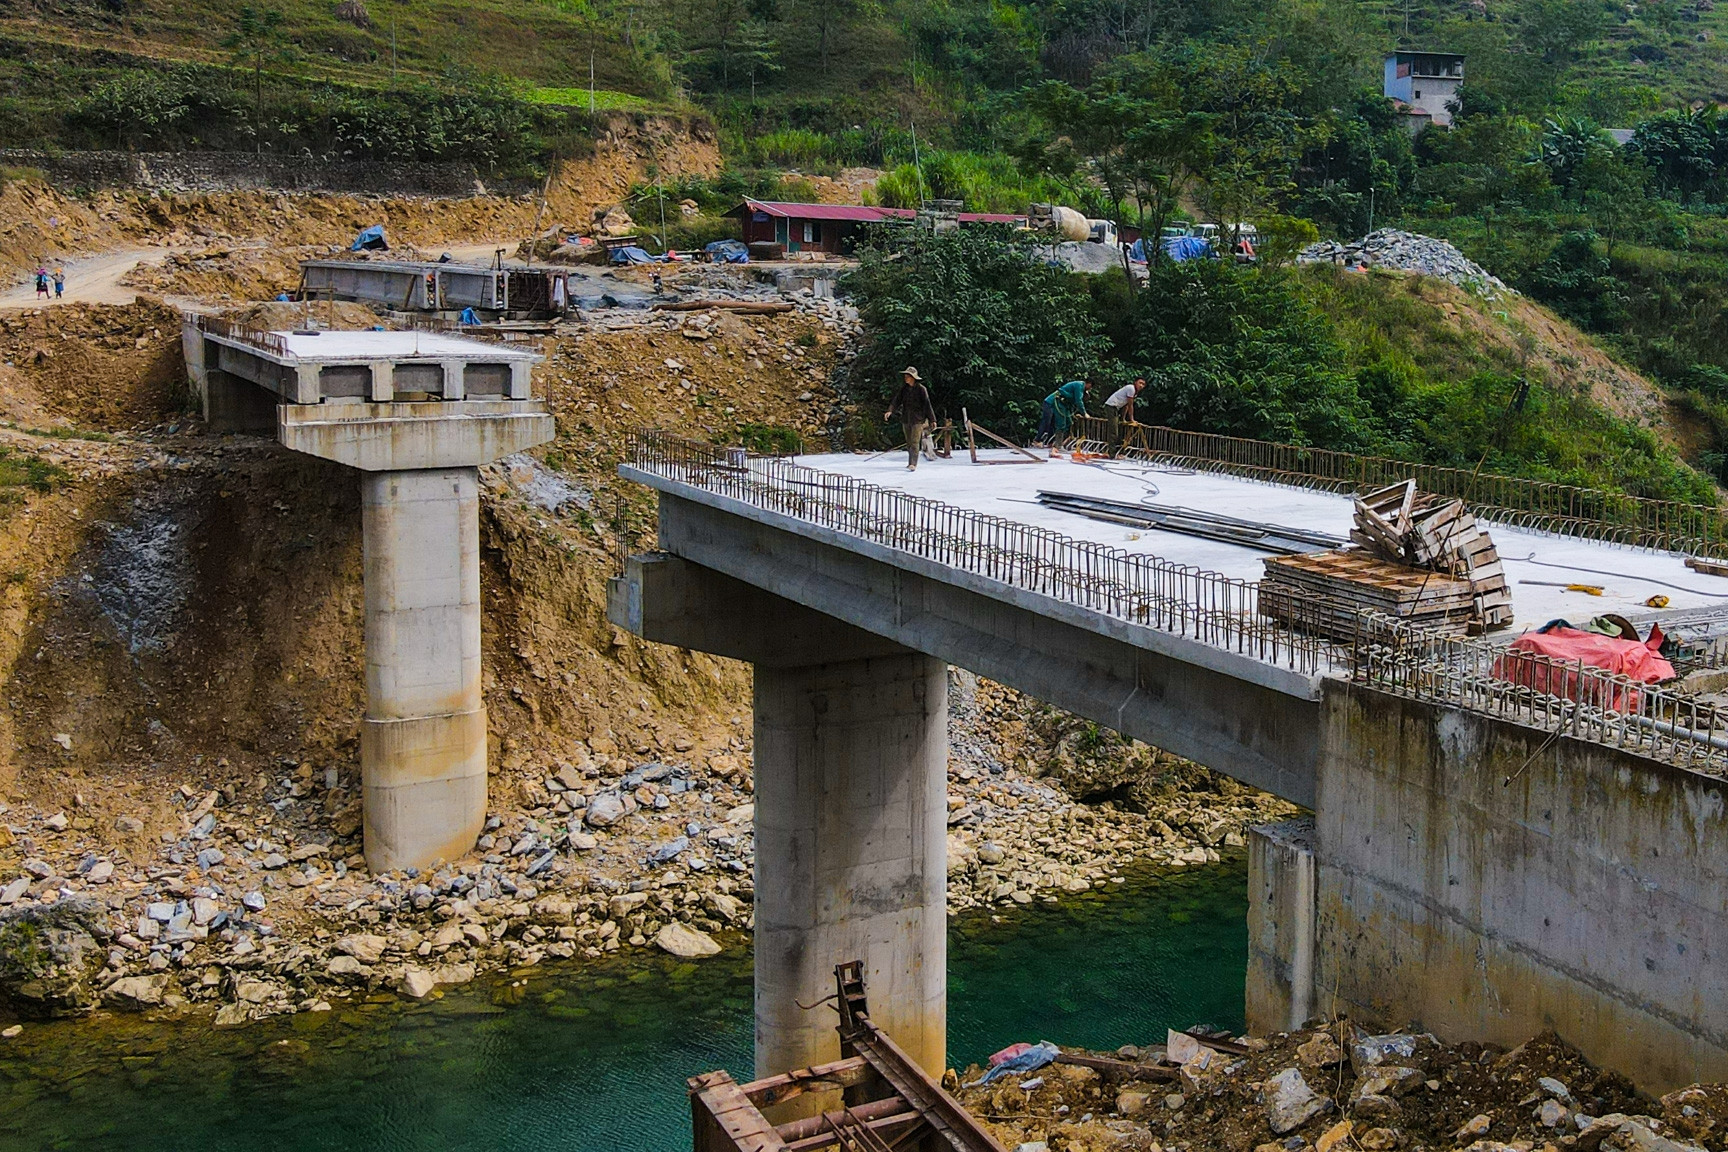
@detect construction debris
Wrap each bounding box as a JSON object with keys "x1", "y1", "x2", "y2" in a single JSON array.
[
  {"x1": 1297, "y1": 229, "x2": 1512, "y2": 297},
  {"x1": 949, "y1": 1023, "x2": 1724, "y2": 1152},
  {"x1": 1260, "y1": 550, "x2": 1481, "y2": 638}
]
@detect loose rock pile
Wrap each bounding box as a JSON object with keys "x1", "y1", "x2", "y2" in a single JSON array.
[
  {"x1": 0, "y1": 674, "x2": 1290, "y2": 1029},
  {"x1": 1297, "y1": 230, "x2": 1512, "y2": 298},
  {"x1": 953, "y1": 1024, "x2": 1726, "y2": 1152}
]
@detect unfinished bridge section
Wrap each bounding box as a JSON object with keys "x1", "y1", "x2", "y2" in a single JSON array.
[{"x1": 612, "y1": 428, "x2": 1728, "y2": 1093}]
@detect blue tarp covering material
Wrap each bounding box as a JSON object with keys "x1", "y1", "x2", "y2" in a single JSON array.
[
  {"x1": 458, "y1": 307, "x2": 480, "y2": 325},
  {"x1": 350, "y1": 224, "x2": 389, "y2": 251},
  {"x1": 1163, "y1": 235, "x2": 1212, "y2": 261},
  {"x1": 704, "y1": 239, "x2": 750, "y2": 263},
  {"x1": 1128, "y1": 238, "x2": 1147, "y2": 262},
  {"x1": 609, "y1": 246, "x2": 658, "y2": 265}
]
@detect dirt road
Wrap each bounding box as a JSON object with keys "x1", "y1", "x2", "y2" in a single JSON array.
[{"x1": 0, "y1": 248, "x2": 194, "y2": 309}]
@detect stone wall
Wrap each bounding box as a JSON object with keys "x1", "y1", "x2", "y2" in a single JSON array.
[
  {"x1": 1291, "y1": 681, "x2": 1728, "y2": 1093},
  {"x1": 0, "y1": 150, "x2": 535, "y2": 198}
]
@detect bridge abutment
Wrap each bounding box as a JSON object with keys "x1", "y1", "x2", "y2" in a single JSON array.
[{"x1": 1247, "y1": 681, "x2": 1728, "y2": 1093}]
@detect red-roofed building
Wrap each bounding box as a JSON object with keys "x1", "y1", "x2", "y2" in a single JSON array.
[{"x1": 728, "y1": 199, "x2": 1028, "y2": 255}]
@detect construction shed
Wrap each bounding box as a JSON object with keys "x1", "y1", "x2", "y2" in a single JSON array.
[{"x1": 728, "y1": 199, "x2": 1028, "y2": 256}]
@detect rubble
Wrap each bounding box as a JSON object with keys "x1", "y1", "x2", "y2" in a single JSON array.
[
  {"x1": 1298, "y1": 229, "x2": 1511, "y2": 298},
  {"x1": 953, "y1": 1026, "x2": 1711, "y2": 1152}
]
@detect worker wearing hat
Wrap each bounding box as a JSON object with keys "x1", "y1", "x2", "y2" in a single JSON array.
[{"x1": 885, "y1": 366, "x2": 937, "y2": 471}]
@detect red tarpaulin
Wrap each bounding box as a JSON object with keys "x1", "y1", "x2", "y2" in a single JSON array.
[{"x1": 1494, "y1": 625, "x2": 1674, "y2": 711}]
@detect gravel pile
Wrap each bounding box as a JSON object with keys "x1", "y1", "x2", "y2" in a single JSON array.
[{"x1": 1298, "y1": 229, "x2": 1512, "y2": 298}]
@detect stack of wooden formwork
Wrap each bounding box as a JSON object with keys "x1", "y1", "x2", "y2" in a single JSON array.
[{"x1": 1259, "y1": 479, "x2": 1513, "y2": 640}]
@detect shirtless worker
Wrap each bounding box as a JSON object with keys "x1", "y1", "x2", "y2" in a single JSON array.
[{"x1": 885, "y1": 365, "x2": 937, "y2": 471}]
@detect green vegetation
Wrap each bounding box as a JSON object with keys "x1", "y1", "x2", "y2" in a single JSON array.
[
  {"x1": 0, "y1": 449, "x2": 68, "y2": 505},
  {"x1": 845, "y1": 227, "x2": 1103, "y2": 439},
  {"x1": 849, "y1": 228, "x2": 1712, "y2": 503},
  {"x1": 529, "y1": 88, "x2": 661, "y2": 112}
]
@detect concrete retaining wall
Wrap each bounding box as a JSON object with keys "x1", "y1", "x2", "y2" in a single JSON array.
[
  {"x1": 0, "y1": 150, "x2": 534, "y2": 198},
  {"x1": 1308, "y1": 681, "x2": 1728, "y2": 1092}
]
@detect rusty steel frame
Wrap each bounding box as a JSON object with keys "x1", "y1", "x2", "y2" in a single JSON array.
[{"x1": 690, "y1": 962, "x2": 1007, "y2": 1152}]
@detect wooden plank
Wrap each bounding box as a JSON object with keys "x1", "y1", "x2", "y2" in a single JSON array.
[{"x1": 1688, "y1": 556, "x2": 1728, "y2": 578}]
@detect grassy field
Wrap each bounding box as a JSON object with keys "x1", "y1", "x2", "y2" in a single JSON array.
[
  {"x1": 0, "y1": 0, "x2": 664, "y2": 97},
  {"x1": 529, "y1": 87, "x2": 666, "y2": 112}
]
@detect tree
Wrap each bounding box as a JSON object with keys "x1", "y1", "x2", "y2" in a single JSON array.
[
  {"x1": 844, "y1": 227, "x2": 1103, "y2": 439},
  {"x1": 222, "y1": 5, "x2": 296, "y2": 151}
]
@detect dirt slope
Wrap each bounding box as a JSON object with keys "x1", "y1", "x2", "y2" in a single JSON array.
[{"x1": 0, "y1": 113, "x2": 720, "y2": 285}]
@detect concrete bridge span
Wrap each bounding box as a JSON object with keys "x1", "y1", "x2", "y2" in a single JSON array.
[{"x1": 610, "y1": 433, "x2": 1728, "y2": 1095}]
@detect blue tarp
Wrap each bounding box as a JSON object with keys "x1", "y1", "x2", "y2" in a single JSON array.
[
  {"x1": 1163, "y1": 235, "x2": 1212, "y2": 262},
  {"x1": 458, "y1": 307, "x2": 480, "y2": 325},
  {"x1": 609, "y1": 245, "x2": 658, "y2": 265},
  {"x1": 350, "y1": 224, "x2": 389, "y2": 252},
  {"x1": 704, "y1": 239, "x2": 750, "y2": 264},
  {"x1": 1128, "y1": 238, "x2": 1147, "y2": 263}
]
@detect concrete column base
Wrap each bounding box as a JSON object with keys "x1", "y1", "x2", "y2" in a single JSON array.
[
  {"x1": 753, "y1": 651, "x2": 948, "y2": 1085},
  {"x1": 361, "y1": 708, "x2": 488, "y2": 870}
]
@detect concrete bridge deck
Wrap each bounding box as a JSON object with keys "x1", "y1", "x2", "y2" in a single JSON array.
[{"x1": 611, "y1": 429, "x2": 1728, "y2": 1097}]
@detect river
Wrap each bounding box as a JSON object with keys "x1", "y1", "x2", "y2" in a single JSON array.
[{"x1": 0, "y1": 856, "x2": 1248, "y2": 1151}]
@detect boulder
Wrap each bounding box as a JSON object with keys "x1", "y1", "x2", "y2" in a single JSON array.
[
  {"x1": 0, "y1": 898, "x2": 112, "y2": 1017},
  {"x1": 1316, "y1": 1120, "x2": 1354, "y2": 1152},
  {"x1": 402, "y1": 969, "x2": 437, "y2": 999},
  {"x1": 104, "y1": 974, "x2": 168, "y2": 1008},
  {"x1": 1298, "y1": 1032, "x2": 1344, "y2": 1068},
  {"x1": 1350, "y1": 1032, "x2": 1424, "y2": 1073},
  {"x1": 585, "y1": 792, "x2": 628, "y2": 829},
  {"x1": 336, "y1": 934, "x2": 388, "y2": 964},
  {"x1": 1352, "y1": 1066, "x2": 1423, "y2": 1101},
  {"x1": 1265, "y1": 1067, "x2": 1331, "y2": 1134},
  {"x1": 327, "y1": 955, "x2": 368, "y2": 978},
  {"x1": 654, "y1": 922, "x2": 721, "y2": 958}
]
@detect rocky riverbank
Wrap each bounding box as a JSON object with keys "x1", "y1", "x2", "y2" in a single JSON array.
[
  {"x1": 953, "y1": 1023, "x2": 1728, "y2": 1152},
  {"x1": 0, "y1": 669, "x2": 1291, "y2": 1029}
]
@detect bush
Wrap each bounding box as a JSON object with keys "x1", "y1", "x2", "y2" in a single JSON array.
[
  {"x1": 1133, "y1": 261, "x2": 1371, "y2": 448},
  {"x1": 845, "y1": 226, "x2": 1102, "y2": 439},
  {"x1": 1521, "y1": 231, "x2": 1627, "y2": 332}
]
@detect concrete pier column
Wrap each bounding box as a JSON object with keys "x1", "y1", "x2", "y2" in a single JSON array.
[
  {"x1": 752, "y1": 652, "x2": 949, "y2": 1080},
  {"x1": 1246, "y1": 818, "x2": 1316, "y2": 1035},
  {"x1": 359, "y1": 467, "x2": 487, "y2": 872}
]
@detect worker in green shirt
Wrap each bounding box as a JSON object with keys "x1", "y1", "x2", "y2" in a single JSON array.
[{"x1": 1036, "y1": 378, "x2": 1089, "y2": 453}]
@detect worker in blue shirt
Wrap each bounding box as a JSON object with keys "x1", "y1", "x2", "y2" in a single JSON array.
[{"x1": 1036, "y1": 378, "x2": 1089, "y2": 453}]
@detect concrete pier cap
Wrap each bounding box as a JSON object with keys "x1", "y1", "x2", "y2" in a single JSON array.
[{"x1": 186, "y1": 317, "x2": 554, "y2": 870}]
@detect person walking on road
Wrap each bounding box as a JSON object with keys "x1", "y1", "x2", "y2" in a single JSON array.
[
  {"x1": 885, "y1": 366, "x2": 937, "y2": 471},
  {"x1": 51, "y1": 268, "x2": 64, "y2": 300},
  {"x1": 33, "y1": 267, "x2": 49, "y2": 301},
  {"x1": 1102, "y1": 378, "x2": 1144, "y2": 446},
  {"x1": 1036, "y1": 377, "x2": 1089, "y2": 454}
]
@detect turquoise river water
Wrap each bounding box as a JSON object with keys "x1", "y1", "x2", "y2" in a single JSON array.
[{"x1": 0, "y1": 855, "x2": 1248, "y2": 1151}]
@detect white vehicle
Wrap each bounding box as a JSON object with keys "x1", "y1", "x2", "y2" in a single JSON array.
[{"x1": 1087, "y1": 219, "x2": 1118, "y2": 245}]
